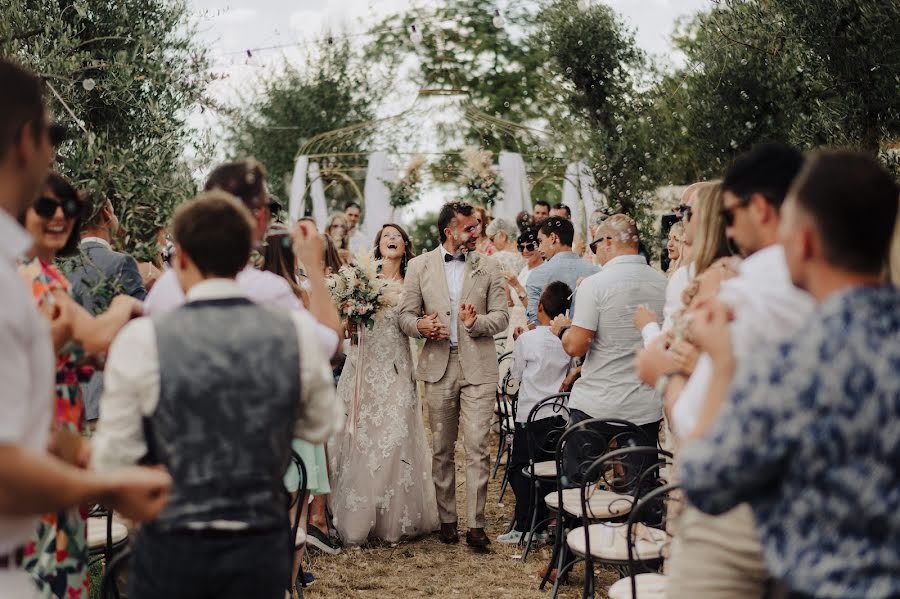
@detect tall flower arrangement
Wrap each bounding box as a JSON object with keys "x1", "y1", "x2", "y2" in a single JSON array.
[
  {"x1": 385, "y1": 154, "x2": 427, "y2": 209},
  {"x1": 326, "y1": 251, "x2": 401, "y2": 330},
  {"x1": 458, "y1": 146, "x2": 503, "y2": 209}
]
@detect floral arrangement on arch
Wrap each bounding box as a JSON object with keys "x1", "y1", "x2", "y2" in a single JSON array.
[
  {"x1": 326, "y1": 251, "x2": 402, "y2": 330},
  {"x1": 385, "y1": 154, "x2": 427, "y2": 209},
  {"x1": 458, "y1": 146, "x2": 503, "y2": 209}
]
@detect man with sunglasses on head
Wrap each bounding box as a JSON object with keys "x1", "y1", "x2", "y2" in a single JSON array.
[
  {"x1": 0, "y1": 59, "x2": 171, "y2": 598},
  {"x1": 643, "y1": 142, "x2": 816, "y2": 599}
]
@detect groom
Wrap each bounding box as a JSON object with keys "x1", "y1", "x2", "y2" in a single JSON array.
[{"x1": 399, "y1": 201, "x2": 509, "y2": 548}]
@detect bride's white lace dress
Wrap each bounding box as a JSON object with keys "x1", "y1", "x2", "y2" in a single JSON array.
[{"x1": 328, "y1": 304, "x2": 439, "y2": 545}]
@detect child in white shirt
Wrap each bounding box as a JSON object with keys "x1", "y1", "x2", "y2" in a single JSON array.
[{"x1": 498, "y1": 281, "x2": 572, "y2": 543}]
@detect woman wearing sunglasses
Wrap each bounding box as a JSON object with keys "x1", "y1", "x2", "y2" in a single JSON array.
[
  {"x1": 17, "y1": 172, "x2": 141, "y2": 599},
  {"x1": 498, "y1": 229, "x2": 544, "y2": 349}
]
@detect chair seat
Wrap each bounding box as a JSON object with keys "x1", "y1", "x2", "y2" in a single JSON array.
[
  {"x1": 87, "y1": 516, "x2": 128, "y2": 550},
  {"x1": 544, "y1": 488, "x2": 633, "y2": 518},
  {"x1": 566, "y1": 522, "x2": 666, "y2": 562},
  {"x1": 528, "y1": 461, "x2": 556, "y2": 478},
  {"x1": 608, "y1": 573, "x2": 667, "y2": 599}
]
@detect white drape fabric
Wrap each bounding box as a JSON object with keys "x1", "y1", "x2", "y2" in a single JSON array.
[
  {"x1": 363, "y1": 151, "x2": 395, "y2": 238},
  {"x1": 497, "y1": 151, "x2": 531, "y2": 222},
  {"x1": 307, "y1": 161, "x2": 329, "y2": 231},
  {"x1": 562, "y1": 162, "x2": 583, "y2": 239},
  {"x1": 288, "y1": 155, "x2": 309, "y2": 224}
]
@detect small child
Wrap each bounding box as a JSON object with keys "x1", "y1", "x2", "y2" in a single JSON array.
[{"x1": 497, "y1": 280, "x2": 573, "y2": 544}]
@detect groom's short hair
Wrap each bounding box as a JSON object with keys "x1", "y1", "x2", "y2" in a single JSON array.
[
  {"x1": 172, "y1": 191, "x2": 256, "y2": 278},
  {"x1": 437, "y1": 201, "x2": 475, "y2": 243}
]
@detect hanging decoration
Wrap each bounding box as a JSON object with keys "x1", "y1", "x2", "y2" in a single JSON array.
[
  {"x1": 459, "y1": 146, "x2": 503, "y2": 209},
  {"x1": 384, "y1": 154, "x2": 427, "y2": 209}
]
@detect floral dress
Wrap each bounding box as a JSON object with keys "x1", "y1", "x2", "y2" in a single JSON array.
[{"x1": 18, "y1": 257, "x2": 92, "y2": 599}]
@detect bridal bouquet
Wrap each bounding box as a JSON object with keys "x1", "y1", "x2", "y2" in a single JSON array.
[
  {"x1": 385, "y1": 154, "x2": 426, "y2": 209},
  {"x1": 326, "y1": 251, "x2": 402, "y2": 330},
  {"x1": 459, "y1": 145, "x2": 503, "y2": 209}
]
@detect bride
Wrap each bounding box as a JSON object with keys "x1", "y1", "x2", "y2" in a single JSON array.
[{"x1": 328, "y1": 224, "x2": 439, "y2": 545}]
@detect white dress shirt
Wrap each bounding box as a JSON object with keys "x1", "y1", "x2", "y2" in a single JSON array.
[
  {"x1": 440, "y1": 245, "x2": 466, "y2": 347},
  {"x1": 0, "y1": 210, "x2": 55, "y2": 554},
  {"x1": 670, "y1": 245, "x2": 815, "y2": 438},
  {"x1": 91, "y1": 279, "x2": 341, "y2": 473},
  {"x1": 143, "y1": 266, "x2": 339, "y2": 357},
  {"x1": 509, "y1": 326, "x2": 571, "y2": 423},
  {"x1": 347, "y1": 228, "x2": 369, "y2": 256}
]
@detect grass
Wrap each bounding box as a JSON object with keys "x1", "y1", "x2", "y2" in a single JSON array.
[{"x1": 306, "y1": 425, "x2": 618, "y2": 598}]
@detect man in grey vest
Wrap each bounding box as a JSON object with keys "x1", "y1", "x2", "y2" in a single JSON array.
[
  {"x1": 91, "y1": 191, "x2": 340, "y2": 599},
  {"x1": 64, "y1": 193, "x2": 147, "y2": 427}
]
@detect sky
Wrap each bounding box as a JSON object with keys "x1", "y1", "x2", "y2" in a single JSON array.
[{"x1": 188, "y1": 0, "x2": 710, "y2": 215}]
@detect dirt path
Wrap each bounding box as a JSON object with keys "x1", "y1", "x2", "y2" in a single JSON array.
[{"x1": 307, "y1": 431, "x2": 617, "y2": 599}]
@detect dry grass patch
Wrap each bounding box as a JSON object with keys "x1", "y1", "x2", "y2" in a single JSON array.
[{"x1": 308, "y1": 427, "x2": 618, "y2": 598}]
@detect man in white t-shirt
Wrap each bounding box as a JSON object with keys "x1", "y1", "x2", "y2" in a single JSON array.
[{"x1": 0, "y1": 59, "x2": 170, "y2": 597}]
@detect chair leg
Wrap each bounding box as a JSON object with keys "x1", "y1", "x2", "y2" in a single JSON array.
[
  {"x1": 521, "y1": 480, "x2": 541, "y2": 563},
  {"x1": 539, "y1": 511, "x2": 563, "y2": 590},
  {"x1": 497, "y1": 458, "x2": 511, "y2": 503},
  {"x1": 581, "y1": 556, "x2": 595, "y2": 599}
]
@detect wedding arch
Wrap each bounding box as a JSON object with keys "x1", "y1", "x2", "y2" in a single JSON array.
[{"x1": 287, "y1": 86, "x2": 607, "y2": 243}]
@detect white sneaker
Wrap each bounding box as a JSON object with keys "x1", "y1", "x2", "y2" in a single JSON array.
[
  {"x1": 496, "y1": 530, "x2": 525, "y2": 544},
  {"x1": 524, "y1": 531, "x2": 549, "y2": 544}
]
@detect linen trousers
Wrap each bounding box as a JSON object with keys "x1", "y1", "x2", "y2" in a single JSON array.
[
  {"x1": 424, "y1": 347, "x2": 495, "y2": 529},
  {"x1": 665, "y1": 503, "x2": 770, "y2": 599}
]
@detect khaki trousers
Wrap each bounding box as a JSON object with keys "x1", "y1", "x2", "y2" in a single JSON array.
[
  {"x1": 666, "y1": 503, "x2": 770, "y2": 599},
  {"x1": 424, "y1": 348, "x2": 495, "y2": 528}
]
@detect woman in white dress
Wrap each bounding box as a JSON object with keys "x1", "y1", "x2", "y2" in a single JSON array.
[{"x1": 328, "y1": 224, "x2": 439, "y2": 545}]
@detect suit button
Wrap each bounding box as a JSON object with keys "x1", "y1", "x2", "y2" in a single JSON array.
[{"x1": 446, "y1": 311, "x2": 450, "y2": 316}]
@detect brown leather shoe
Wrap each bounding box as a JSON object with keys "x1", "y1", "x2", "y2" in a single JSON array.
[
  {"x1": 438, "y1": 522, "x2": 459, "y2": 544},
  {"x1": 465, "y1": 527, "x2": 491, "y2": 548}
]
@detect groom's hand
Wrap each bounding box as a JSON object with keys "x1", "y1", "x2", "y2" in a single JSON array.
[
  {"x1": 459, "y1": 304, "x2": 478, "y2": 329},
  {"x1": 417, "y1": 313, "x2": 446, "y2": 340}
]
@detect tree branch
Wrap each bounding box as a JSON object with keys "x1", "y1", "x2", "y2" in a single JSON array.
[{"x1": 0, "y1": 27, "x2": 43, "y2": 45}]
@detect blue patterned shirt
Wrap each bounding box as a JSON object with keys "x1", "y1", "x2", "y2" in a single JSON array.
[
  {"x1": 680, "y1": 286, "x2": 900, "y2": 599},
  {"x1": 525, "y1": 251, "x2": 598, "y2": 323}
]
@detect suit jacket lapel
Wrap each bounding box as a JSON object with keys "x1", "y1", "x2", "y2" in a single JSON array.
[
  {"x1": 461, "y1": 252, "x2": 477, "y2": 303},
  {"x1": 431, "y1": 248, "x2": 452, "y2": 310}
]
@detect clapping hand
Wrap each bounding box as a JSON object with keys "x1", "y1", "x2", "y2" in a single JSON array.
[
  {"x1": 688, "y1": 298, "x2": 735, "y2": 365},
  {"x1": 459, "y1": 304, "x2": 478, "y2": 329},
  {"x1": 292, "y1": 220, "x2": 325, "y2": 273},
  {"x1": 417, "y1": 313, "x2": 449, "y2": 340},
  {"x1": 670, "y1": 339, "x2": 700, "y2": 375},
  {"x1": 104, "y1": 466, "x2": 173, "y2": 522},
  {"x1": 633, "y1": 304, "x2": 658, "y2": 331},
  {"x1": 635, "y1": 341, "x2": 678, "y2": 387},
  {"x1": 550, "y1": 314, "x2": 571, "y2": 338},
  {"x1": 511, "y1": 326, "x2": 525, "y2": 341}
]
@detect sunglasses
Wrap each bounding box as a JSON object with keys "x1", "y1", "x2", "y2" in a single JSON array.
[
  {"x1": 33, "y1": 196, "x2": 82, "y2": 220},
  {"x1": 589, "y1": 236, "x2": 612, "y2": 254},
  {"x1": 518, "y1": 241, "x2": 538, "y2": 252},
  {"x1": 676, "y1": 204, "x2": 693, "y2": 223}
]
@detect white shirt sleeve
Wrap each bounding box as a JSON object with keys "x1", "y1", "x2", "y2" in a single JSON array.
[
  {"x1": 91, "y1": 318, "x2": 160, "y2": 471},
  {"x1": 662, "y1": 266, "x2": 690, "y2": 332},
  {"x1": 571, "y1": 276, "x2": 601, "y2": 332},
  {"x1": 0, "y1": 304, "x2": 48, "y2": 445},
  {"x1": 291, "y1": 312, "x2": 341, "y2": 443},
  {"x1": 509, "y1": 335, "x2": 527, "y2": 381},
  {"x1": 641, "y1": 322, "x2": 662, "y2": 347}
]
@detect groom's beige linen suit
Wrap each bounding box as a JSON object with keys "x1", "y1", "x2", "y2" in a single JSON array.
[{"x1": 399, "y1": 247, "x2": 509, "y2": 528}]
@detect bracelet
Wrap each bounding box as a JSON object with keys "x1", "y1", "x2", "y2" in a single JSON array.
[{"x1": 557, "y1": 326, "x2": 570, "y2": 340}]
